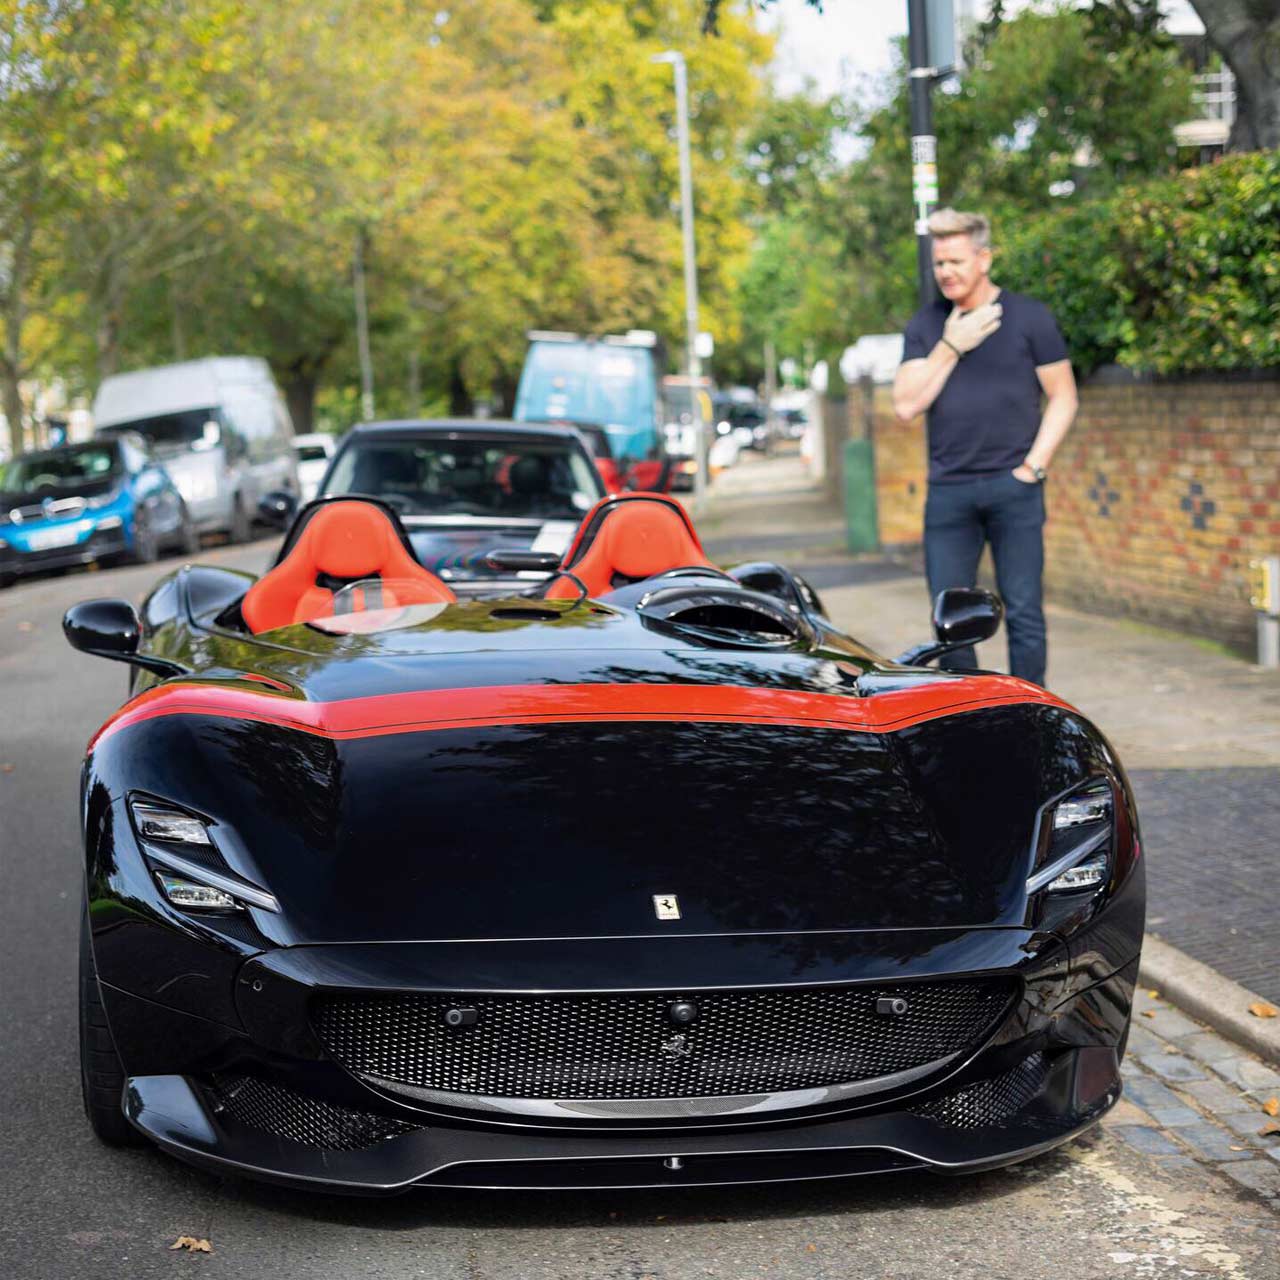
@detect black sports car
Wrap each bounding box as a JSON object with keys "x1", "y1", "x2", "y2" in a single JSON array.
[{"x1": 65, "y1": 493, "x2": 1143, "y2": 1194}]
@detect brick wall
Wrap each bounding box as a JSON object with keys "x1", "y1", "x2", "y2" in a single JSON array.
[{"x1": 856, "y1": 369, "x2": 1280, "y2": 655}]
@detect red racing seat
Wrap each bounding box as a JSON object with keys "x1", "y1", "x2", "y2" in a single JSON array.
[
  {"x1": 241, "y1": 499, "x2": 455, "y2": 634},
  {"x1": 546, "y1": 493, "x2": 716, "y2": 599}
]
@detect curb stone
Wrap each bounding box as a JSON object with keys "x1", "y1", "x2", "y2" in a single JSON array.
[{"x1": 1139, "y1": 932, "x2": 1280, "y2": 1067}]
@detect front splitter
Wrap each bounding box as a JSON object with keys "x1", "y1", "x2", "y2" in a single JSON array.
[{"x1": 123, "y1": 1048, "x2": 1120, "y2": 1195}]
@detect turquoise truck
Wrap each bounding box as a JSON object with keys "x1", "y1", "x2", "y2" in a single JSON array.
[{"x1": 514, "y1": 331, "x2": 663, "y2": 465}]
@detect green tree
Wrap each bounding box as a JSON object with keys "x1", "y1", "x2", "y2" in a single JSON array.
[{"x1": 732, "y1": 5, "x2": 1194, "y2": 371}]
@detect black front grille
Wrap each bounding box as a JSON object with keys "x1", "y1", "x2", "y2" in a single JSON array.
[
  {"x1": 911, "y1": 1052, "x2": 1050, "y2": 1129},
  {"x1": 209, "y1": 1073, "x2": 421, "y2": 1150},
  {"x1": 312, "y1": 980, "x2": 1015, "y2": 1102}
]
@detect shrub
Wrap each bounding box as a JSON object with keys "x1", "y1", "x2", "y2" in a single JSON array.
[{"x1": 999, "y1": 151, "x2": 1280, "y2": 374}]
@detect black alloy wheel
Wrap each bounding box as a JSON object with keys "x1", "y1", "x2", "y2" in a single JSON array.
[{"x1": 78, "y1": 898, "x2": 144, "y2": 1146}]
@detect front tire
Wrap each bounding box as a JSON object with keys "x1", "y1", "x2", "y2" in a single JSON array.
[
  {"x1": 79, "y1": 899, "x2": 144, "y2": 1146},
  {"x1": 130, "y1": 514, "x2": 159, "y2": 565},
  {"x1": 176, "y1": 505, "x2": 200, "y2": 557}
]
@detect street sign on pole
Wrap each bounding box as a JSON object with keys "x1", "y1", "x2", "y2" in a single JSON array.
[
  {"x1": 925, "y1": 0, "x2": 956, "y2": 74},
  {"x1": 907, "y1": 0, "x2": 939, "y2": 307},
  {"x1": 652, "y1": 50, "x2": 707, "y2": 512}
]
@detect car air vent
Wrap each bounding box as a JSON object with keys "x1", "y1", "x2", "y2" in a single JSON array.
[
  {"x1": 489, "y1": 607, "x2": 563, "y2": 622},
  {"x1": 636, "y1": 586, "x2": 811, "y2": 649}
]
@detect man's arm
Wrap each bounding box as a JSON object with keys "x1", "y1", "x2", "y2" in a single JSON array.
[
  {"x1": 893, "y1": 301, "x2": 1003, "y2": 421},
  {"x1": 1012, "y1": 359, "x2": 1077, "y2": 480},
  {"x1": 892, "y1": 344, "x2": 959, "y2": 422}
]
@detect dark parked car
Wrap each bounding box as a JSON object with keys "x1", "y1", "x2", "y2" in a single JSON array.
[
  {"x1": 308, "y1": 419, "x2": 606, "y2": 595},
  {"x1": 66, "y1": 493, "x2": 1143, "y2": 1193},
  {"x1": 0, "y1": 436, "x2": 194, "y2": 586}
]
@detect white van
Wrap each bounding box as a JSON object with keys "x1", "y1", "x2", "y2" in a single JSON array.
[{"x1": 93, "y1": 357, "x2": 297, "y2": 541}]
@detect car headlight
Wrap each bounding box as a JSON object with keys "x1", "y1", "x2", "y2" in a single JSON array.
[
  {"x1": 1027, "y1": 780, "x2": 1113, "y2": 895},
  {"x1": 128, "y1": 795, "x2": 279, "y2": 913}
]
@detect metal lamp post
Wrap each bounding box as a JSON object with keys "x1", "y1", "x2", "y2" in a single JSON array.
[{"x1": 651, "y1": 50, "x2": 706, "y2": 510}]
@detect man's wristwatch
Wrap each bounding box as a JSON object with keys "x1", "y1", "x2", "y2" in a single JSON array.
[{"x1": 1026, "y1": 463, "x2": 1048, "y2": 483}]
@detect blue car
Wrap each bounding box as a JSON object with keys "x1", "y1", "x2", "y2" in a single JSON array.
[{"x1": 0, "y1": 436, "x2": 195, "y2": 587}]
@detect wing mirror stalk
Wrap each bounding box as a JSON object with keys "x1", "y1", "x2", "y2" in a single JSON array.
[
  {"x1": 895, "y1": 587, "x2": 1004, "y2": 667},
  {"x1": 63, "y1": 599, "x2": 188, "y2": 678}
]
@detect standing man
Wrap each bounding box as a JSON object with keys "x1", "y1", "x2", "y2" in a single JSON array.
[{"x1": 892, "y1": 208, "x2": 1077, "y2": 686}]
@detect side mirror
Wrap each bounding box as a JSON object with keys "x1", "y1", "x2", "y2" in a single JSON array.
[
  {"x1": 894, "y1": 587, "x2": 1004, "y2": 667},
  {"x1": 933, "y1": 586, "x2": 1004, "y2": 648},
  {"x1": 63, "y1": 599, "x2": 186, "y2": 677},
  {"x1": 192, "y1": 419, "x2": 222, "y2": 452},
  {"x1": 258, "y1": 490, "x2": 298, "y2": 528}
]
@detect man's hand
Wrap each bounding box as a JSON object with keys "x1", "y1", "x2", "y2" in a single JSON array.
[{"x1": 943, "y1": 302, "x2": 1002, "y2": 355}]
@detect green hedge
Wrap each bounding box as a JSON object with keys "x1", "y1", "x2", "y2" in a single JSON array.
[{"x1": 999, "y1": 151, "x2": 1280, "y2": 375}]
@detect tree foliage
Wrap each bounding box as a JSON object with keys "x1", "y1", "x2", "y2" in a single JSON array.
[
  {"x1": 731, "y1": 4, "x2": 1194, "y2": 377},
  {"x1": 0, "y1": 0, "x2": 772, "y2": 445},
  {"x1": 1000, "y1": 150, "x2": 1280, "y2": 373}
]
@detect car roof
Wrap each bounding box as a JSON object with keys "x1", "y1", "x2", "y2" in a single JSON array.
[{"x1": 346, "y1": 418, "x2": 583, "y2": 442}]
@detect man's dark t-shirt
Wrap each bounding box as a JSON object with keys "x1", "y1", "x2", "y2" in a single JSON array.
[{"x1": 902, "y1": 290, "x2": 1068, "y2": 483}]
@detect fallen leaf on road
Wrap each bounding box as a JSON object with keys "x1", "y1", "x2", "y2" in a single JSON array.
[
  {"x1": 169, "y1": 1237, "x2": 212, "y2": 1253},
  {"x1": 1248, "y1": 1001, "x2": 1279, "y2": 1019},
  {"x1": 805, "y1": 1244, "x2": 818, "y2": 1253},
  {"x1": 1146, "y1": 989, "x2": 1159, "y2": 998},
  {"x1": 1263, "y1": 1097, "x2": 1280, "y2": 1117},
  {"x1": 17, "y1": 621, "x2": 33, "y2": 632},
  {"x1": 1, "y1": 764, "x2": 13, "y2": 774},
  {"x1": 1141, "y1": 1010, "x2": 1156, "y2": 1018},
  {"x1": 1259, "y1": 1122, "x2": 1280, "y2": 1137}
]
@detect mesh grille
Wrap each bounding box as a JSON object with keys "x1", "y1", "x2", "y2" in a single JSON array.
[
  {"x1": 312, "y1": 980, "x2": 1015, "y2": 1102},
  {"x1": 911, "y1": 1052, "x2": 1049, "y2": 1129},
  {"x1": 210, "y1": 1073, "x2": 421, "y2": 1150}
]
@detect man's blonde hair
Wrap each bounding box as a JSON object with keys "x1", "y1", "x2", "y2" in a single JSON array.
[{"x1": 927, "y1": 208, "x2": 991, "y2": 251}]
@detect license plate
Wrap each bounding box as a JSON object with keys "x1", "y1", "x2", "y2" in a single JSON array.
[{"x1": 26, "y1": 525, "x2": 81, "y2": 551}]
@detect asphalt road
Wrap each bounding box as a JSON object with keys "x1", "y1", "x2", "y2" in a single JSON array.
[{"x1": 2, "y1": 545, "x2": 1277, "y2": 1279}]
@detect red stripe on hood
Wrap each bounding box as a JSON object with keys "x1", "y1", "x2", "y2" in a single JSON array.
[{"x1": 88, "y1": 677, "x2": 1074, "y2": 751}]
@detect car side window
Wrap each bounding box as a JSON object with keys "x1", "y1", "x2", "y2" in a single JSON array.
[{"x1": 223, "y1": 393, "x2": 276, "y2": 464}]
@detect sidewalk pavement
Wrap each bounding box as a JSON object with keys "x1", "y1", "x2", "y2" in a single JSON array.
[
  {"x1": 698, "y1": 452, "x2": 1280, "y2": 1007},
  {"x1": 1112, "y1": 986, "x2": 1280, "y2": 1203}
]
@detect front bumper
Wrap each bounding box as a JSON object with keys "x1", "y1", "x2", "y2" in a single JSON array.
[
  {"x1": 0, "y1": 520, "x2": 128, "y2": 577},
  {"x1": 124, "y1": 1041, "x2": 1124, "y2": 1193}
]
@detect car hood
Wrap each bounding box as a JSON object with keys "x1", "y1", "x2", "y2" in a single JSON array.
[
  {"x1": 109, "y1": 704, "x2": 1083, "y2": 944},
  {"x1": 0, "y1": 477, "x2": 119, "y2": 510}
]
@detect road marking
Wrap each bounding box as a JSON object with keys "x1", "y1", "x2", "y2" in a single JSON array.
[{"x1": 1067, "y1": 1143, "x2": 1246, "y2": 1277}]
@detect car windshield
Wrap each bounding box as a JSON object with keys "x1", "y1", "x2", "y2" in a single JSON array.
[
  {"x1": 295, "y1": 444, "x2": 330, "y2": 463},
  {"x1": 1, "y1": 443, "x2": 122, "y2": 492},
  {"x1": 323, "y1": 437, "x2": 604, "y2": 519},
  {"x1": 99, "y1": 408, "x2": 216, "y2": 452}
]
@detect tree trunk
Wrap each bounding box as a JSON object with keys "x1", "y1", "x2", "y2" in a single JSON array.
[
  {"x1": 1188, "y1": 0, "x2": 1280, "y2": 151},
  {"x1": 170, "y1": 279, "x2": 187, "y2": 362},
  {"x1": 407, "y1": 345, "x2": 421, "y2": 416},
  {"x1": 282, "y1": 366, "x2": 319, "y2": 435},
  {"x1": 0, "y1": 363, "x2": 25, "y2": 459},
  {"x1": 494, "y1": 367, "x2": 518, "y2": 417},
  {"x1": 448, "y1": 357, "x2": 470, "y2": 417},
  {"x1": 96, "y1": 263, "x2": 124, "y2": 384}
]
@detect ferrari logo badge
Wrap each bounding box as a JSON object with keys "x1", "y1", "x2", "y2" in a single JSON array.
[{"x1": 653, "y1": 894, "x2": 681, "y2": 921}]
